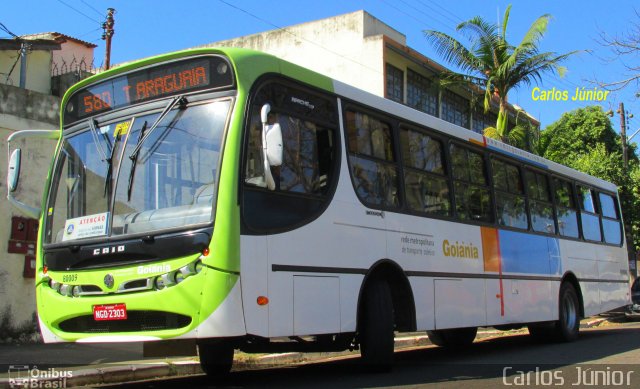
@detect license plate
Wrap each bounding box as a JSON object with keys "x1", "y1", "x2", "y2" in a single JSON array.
[{"x1": 93, "y1": 303, "x2": 127, "y2": 321}]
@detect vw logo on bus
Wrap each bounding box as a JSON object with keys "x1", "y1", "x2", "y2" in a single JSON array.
[{"x1": 104, "y1": 274, "x2": 115, "y2": 288}]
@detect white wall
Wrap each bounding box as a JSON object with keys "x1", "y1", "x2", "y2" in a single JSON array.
[{"x1": 199, "y1": 11, "x2": 398, "y2": 97}]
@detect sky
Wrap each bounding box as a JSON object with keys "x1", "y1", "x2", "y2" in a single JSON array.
[{"x1": 2, "y1": 0, "x2": 640, "y2": 134}]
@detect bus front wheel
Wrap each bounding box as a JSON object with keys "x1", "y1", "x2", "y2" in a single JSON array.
[
  {"x1": 359, "y1": 280, "x2": 395, "y2": 372},
  {"x1": 198, "y1": 340, "x2": 234, "y2": 377}
]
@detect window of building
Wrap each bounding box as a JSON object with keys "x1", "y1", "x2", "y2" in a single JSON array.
[
  {"x1": 346, "y1": 110, "x2": 399, "y2": 208},
  {"x1": 472, "y1": 108, "x2": 486, "y2": 134},
  {"x1": 599, "y1": 192, "x2": 622, "y2": 245},
  {"x1": 407, "y1": 69, "x2": 437, "y2": 116},
  {"x1": 441, "y1": 89, "x2": 469, "y2": 128},
  {"x1": 578, "y1": 186, "x2": 601, "y2": 242},
  {"x1": 525, "y1": 170, "x2": 555, "y2": 234},
  {"x1": 492, "y1": 159, "x2": 527, "y2": 229},
  {"x1": 400, "y1": 128, "x2": 449, "y2": 216},
  {"x1": 386, "y1": 64, "x2": 404, "y2": 103},
  {"x1": 450, "y1": 143, "x2": 491, "y2": 222}
]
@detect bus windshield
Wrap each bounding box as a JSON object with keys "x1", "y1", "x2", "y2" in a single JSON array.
[{"x1": 44, "y1": 99, "x2": 231, "y2": 245}]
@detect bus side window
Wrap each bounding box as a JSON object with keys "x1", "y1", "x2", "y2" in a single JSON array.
[
  {"x1": 345, "y1": 110, "x2": 399, "y2": 208},
  {"x1": 399, "y1": 127, "x2": 450, "y2": 216},
  {"x1": 554, "y1": 178, "x2": 579, "y2": 238},
  {"x1": 599, "y1": 192, "x2": 622, "y2": 245},
  {"x1": 578, "y1": 186, "x2": 602, "y2": 242},
  {"x1": 450, "y1": 144, "x2": 492, "y2": 223},
  {"x1": 525, "y1": 170, "x2": 555, "y2": 234},
  {"x1": 492, "y1": 159, "x2": 527, "y2": 230}
]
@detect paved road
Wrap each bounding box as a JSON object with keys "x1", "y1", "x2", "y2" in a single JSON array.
[{"x1": 94, "y1": 322, "x2": 640, "y2": 389}]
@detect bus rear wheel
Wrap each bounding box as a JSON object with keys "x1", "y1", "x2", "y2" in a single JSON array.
[
  {"x1": 528, "y1": 282, "x2": 580, "y2": 342},
  {"x1": 198, "y1": 340, "x2": 234, "y2": 377},
  {"x1": 359, "y1": 280, "x2": 395, "y2": 372},
  {"x1": 427, "y1": 327, "x2": 477, "y2": 347}
]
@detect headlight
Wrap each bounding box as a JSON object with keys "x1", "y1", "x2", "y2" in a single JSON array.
[
  {"x1": 59, "y1": 284, "x2": 72, "y2": 297},
  {"x1": 72, "y1": 286, "x2": 81, "y2": 297},
  {"x1": 155, "y1": 275, "x2": 167, "y2": 290},
  {"x1": 50, "y1": 280, "x2": 61, "y2": 292}
]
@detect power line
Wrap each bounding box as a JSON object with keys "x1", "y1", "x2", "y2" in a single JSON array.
[
  {"x1": 0, "y1": 21, "x2": 18, "y2": 38},
  {"x1": 381, "y1": 0, "x2": 456, "y2": 33},
  {"x1": 421, "y1": 0, "x2": 464, "y2": 24},
  {"x1": 410, "y1": 0, "x2": 462, "y2": 26},
  {"x1": 55, "y1": 0, "x2": 101, "y2": 24},
  {"x1": 80, "y1": 0, "x2": 104, "y2": 18}
]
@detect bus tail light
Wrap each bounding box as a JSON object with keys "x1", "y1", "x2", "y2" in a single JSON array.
[{"x1": 257, "y1": 296, "x2": 269, "y2": 306}]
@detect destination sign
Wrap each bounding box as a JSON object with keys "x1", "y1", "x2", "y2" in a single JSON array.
[{"x1": 64, "y1": 56, "x2": 234, "y2": 124}]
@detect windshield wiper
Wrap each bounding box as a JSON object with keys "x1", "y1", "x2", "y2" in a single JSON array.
[
  {"x1": 88, "y1": 119, "x2": 109, "y2": 162},
  {"x1": 127, "y1": 120, "x2": 147, "y2": 201},
  {"x1": 128, "y1": 96, "x2": 184, "y2": 159},
  {"x1": 103, "y1": 126, "x2": 124, "y2": 198},
  {"x1": 127, "y1": 96, "x2": 186, "y2": 201}
]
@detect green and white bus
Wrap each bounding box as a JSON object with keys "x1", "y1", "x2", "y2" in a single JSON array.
[{"x1": 6, "y1": 48, "x2": 631, "y2": 374}]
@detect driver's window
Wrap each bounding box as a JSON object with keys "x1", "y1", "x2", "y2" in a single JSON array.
[
  {"x1": 245, "y1": 83, "x2": 336, "y2": 196},
  {"x1": 242, "y1": 80, "x2": 338, "y2": 232}
]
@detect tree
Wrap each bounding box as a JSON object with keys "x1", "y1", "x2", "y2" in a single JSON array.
[
  {"x1": 596, "y1": 10, "x2": 640, "y2": 93},
  {"x1": 540, "y1": 106, "x2": 640, "y2": 252},
  {"x1": 424, "y1": 4, "x2": 576, "y2": 145}
]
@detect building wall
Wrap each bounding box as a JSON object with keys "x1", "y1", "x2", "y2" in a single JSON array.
[
  {"x1": 200, "y1": 10, "x2": 399, "y2": 97},
  {"x1": 52, "y1": 41, "x2": 94, "y2": 73},
  {"x1": 0, "y1": 84, "x2": 59, "y2": 330},
  {"x1": 0, "y1": 50, "x2": 53, "y2": 94}
]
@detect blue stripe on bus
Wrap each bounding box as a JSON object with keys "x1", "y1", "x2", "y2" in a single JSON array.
[{"x1": 498, "y1": 230, "x2": 562, "y2": 275}]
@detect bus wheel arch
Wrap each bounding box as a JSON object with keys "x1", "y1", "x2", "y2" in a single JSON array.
[
  {"x1": 561, "y1": 272, "x2": 585, "y2": 319},
  {"x1": 357, "y1": 259, "x2": 417, "y2": 334}
]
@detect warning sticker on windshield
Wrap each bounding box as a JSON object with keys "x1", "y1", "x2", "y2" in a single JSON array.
[{"x1": 62, "y1": 212, "x2": 109, "y2": 241}]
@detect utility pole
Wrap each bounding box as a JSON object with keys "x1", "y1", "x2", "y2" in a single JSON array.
[
  {"x1": 102, "y1": 8, "x2": 115, "y2": 70},
  {"x1": 618, "y1": 102, "x2": 629, "y2": 171},
  {"x1": 18, "y1": 41, "x2": 30, "y2": 88}
]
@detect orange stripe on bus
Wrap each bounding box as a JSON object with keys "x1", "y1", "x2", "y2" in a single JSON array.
[{"x1": 481, "y1": 227, "x2": 500, "y2": 272}]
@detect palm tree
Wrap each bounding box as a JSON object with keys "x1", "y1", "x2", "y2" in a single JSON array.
[{"x1": 424, "y1": 4, "x2": 576, "y2": 145}]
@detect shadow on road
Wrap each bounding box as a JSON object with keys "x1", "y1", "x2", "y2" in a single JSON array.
[{"x1": 106, "y1": 325, "x2": 640, "y2": 388}]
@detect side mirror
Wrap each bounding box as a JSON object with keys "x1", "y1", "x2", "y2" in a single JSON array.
[
  {"x1": 6, "y1": 129, "x2": 59, "y2": 218},
  {"x1": 265, "y1": 123, "x2": 283, "y2": 167},
  {"x1": 7, "y1": 148, "x2": 21, "y2": 192}
]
